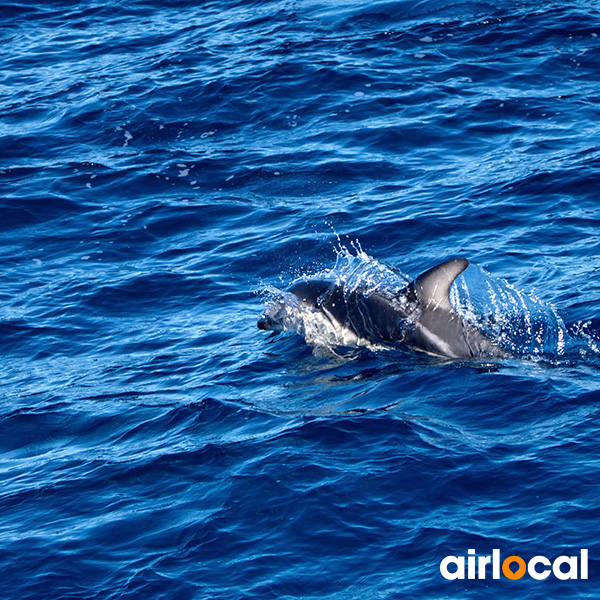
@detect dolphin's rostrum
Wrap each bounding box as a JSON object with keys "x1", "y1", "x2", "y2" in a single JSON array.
[{"x1": 258, "y1": 258, "x2": 506, "y2": 359}]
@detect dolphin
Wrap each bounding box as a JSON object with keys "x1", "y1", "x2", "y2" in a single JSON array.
[{"x1": 258, "y1": 258, "x2": 507, "y2": 359}]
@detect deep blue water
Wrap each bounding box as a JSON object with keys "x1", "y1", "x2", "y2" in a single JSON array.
[{"x1": 2, "y1": 1, "x2": 600, "y2": 598}]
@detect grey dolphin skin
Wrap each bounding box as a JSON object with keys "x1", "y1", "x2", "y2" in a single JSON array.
[{"x1": 258, "y1": 258, "x2": 507, "y2": 359}]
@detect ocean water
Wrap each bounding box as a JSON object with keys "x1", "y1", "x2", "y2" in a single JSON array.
[{"x1": 2, "y1": 1, "x2": 600, "y2": 598}]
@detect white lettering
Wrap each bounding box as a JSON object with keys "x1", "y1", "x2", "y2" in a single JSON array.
[
  {"x1": 468, "y1": 549, "x2": 476, "y2": 579},
  {"x1": 441, "y1": 556, "x2": 465, "y2": 580},
  {"x1": 492, "y1": 549, "x2": 500, "y2": 579},
  {"x1": 528, "y1": 556, "x2": 551, "y2": 580},
  {"x1": 441, "y1": 549, "x2": 590, "y2": 581},
  {"x1": 553, "y1": 556, "x2": 578, "y2": 580},
  {"x1": 478, "y1": 555, "x2": 491, "y2": 579}
]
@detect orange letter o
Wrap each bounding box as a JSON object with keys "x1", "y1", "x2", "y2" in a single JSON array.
[{"x1": 502, "y1": 556, "x2": 526, "y2": 580}]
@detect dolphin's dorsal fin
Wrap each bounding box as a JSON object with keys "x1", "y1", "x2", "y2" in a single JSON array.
[{"x1": 409, "y1": 258, "x2": 469, "y2": 311}]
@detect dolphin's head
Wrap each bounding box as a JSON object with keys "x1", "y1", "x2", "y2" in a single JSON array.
[{"x1": 257, "y1": 299, "x2": 286, "y2": 331}]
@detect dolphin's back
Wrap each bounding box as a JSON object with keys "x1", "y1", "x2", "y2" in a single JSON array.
[{"x1": 289, "y1": 280, "x2": 406, "y2": 343}]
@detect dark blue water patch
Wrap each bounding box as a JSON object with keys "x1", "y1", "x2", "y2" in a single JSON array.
[
  {"x1": 0, "y1": 319, "x2": 92, "y2": 358},
  {"x1": 80, "y1": 272, "x2": 211, "y2": 313},
  {"x1": 0, "y1": 194, "x2": 84, "y2": 231},
  {"x1": 1, "y1": 398, "x2": 305, "y2": 594}
]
